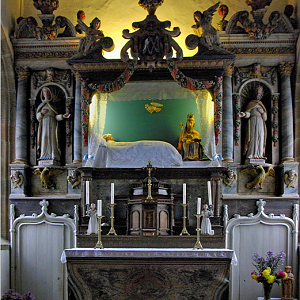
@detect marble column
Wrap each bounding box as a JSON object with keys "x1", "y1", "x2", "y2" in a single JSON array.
[
  {"x1": 279, "y1": 62, "x2": 295, "y2": 162},
  {"x1": 73, "y1": 72, "x2": 82, "y2": 163},
  {"x1": 222, "y1": 65, "x2": 234, "y2": 162},
  {"x1": 14, "y1": 66, "x2": 30, "y2": 164}
]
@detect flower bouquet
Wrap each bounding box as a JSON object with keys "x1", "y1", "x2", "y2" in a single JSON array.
[{"x1": 251, "y1": 250, "x2": 287, "y2": 300}]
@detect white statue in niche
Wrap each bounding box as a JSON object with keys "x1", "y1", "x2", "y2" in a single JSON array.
[
  {"x1": 239, "y1": 85, "x2": 267, "y2": 159},
  {"x1": 86, "y1": 203, "x2": 98, "y2": 235},
  {"x1": 201, "y1": 204, "x2": 214, "y2": 235},
  {"x1": 36, "y1": 86, "x2": 70, "y2": 165}
]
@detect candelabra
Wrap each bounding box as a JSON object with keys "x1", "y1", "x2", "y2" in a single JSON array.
[
  {"x1": 107, "y1": 203, "x2": 117, "y2": 235},
  {"x1": 94, "y1": 216, "x2": 104, "y2": 249},
  {"x1": 193, "y1": 214, "x2": 203, "y2": 250},
  {"x1": 180, "y1": 203, "x2": 190, "y2": 235}
]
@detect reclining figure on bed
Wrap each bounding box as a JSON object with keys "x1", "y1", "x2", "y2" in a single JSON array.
[{"x1": 88, "y1": 133, "x2": 183, "y2": 168}]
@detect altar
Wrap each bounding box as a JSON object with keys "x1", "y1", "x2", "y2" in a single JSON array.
[{"x1": 62, "y1": 248, "x2": 237, "y2": 300}]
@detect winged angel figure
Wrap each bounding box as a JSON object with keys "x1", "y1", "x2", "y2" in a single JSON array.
[
  {"x1": 241, "y1": 165, "x2": 275, "y2": 189},
  {"x1": 192, "y1": 2, "x2": 222, "y2": 50}
]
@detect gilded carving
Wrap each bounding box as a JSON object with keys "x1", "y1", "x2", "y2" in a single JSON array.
[
  {"x1": 241, "y1": 165, "x2": 275, "y2": 189},
  {"x1": 279, "y1": 61, "x2": 294, "y2": 76},
  {"x1": 33, "y1": 167, "x2": 63, "y2": 189}
]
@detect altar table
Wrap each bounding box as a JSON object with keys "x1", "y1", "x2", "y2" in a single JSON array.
[{"x1": 61, "y1": 248, "x2": 237, "y2": 300}]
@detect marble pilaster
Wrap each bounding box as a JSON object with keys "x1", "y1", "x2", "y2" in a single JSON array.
[
  {"x1": 73, "y1": 72, "x2": 82, "y2": 163},
  {"x1": 9, "y1": 163, "x2": 29, "y2": 197},
  {"x1": 14, "y1": 66, "x2": 30, "y2": 164},
  {"x1": 279, "y1": 62, "x2": 295, "y2": 162},
  {"x1": 222, "y1": 65, "x2": 234, "y2": 162}
]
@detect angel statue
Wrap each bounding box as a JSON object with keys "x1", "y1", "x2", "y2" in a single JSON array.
[
  {"x1": 77, "y1": 16, "x2": 104, "y2": 56},
  {"x1": 241, "y1": 165, "x2": 275, "y2": 189},
  {"x1": 192, "y1": 2, "x2": 222, "y2": 50},
  {"x1": 67, "y1": 170, "x2": 81, "y2": 189},
  {"x1": 284, "y1": 169, "x2": 298, "y2": 188}
]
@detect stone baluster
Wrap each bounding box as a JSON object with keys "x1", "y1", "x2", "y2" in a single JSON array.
[
  {"x1": 279, "y1": 62, "x2": 295, "y2": 162},
  {"x1": 14, "y1": 66, "x2": 30, "y2": 164},
  {"x1": 222, "y1": 65, "x2": 234, "y2": 162},
  {"x1": 73, "y1": 72, "x2": 82, "y2": 163}
]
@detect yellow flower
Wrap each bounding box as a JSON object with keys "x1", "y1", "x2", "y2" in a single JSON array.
[
  {"x1": 262, "y1": 268, "x2": 271, "y2": 278},
  {"x1": 251, "y1": 274, "x2": 258, "y2": 280},
  {"x1": 267, "y1": 275, "x2": 275, "y2": 284}
]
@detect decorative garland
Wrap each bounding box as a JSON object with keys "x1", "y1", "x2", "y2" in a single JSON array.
[
  {"x1": 81, "y1": 59, "x2": 223, "y2": 146},
  {"x1": 81, "y1": 61, "x2": 137, "y2": 146},
  {"x1": 166, "y1": 59, "x2": 223, "y2": 145}
]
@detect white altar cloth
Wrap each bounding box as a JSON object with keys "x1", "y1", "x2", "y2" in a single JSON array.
[{"x1": 61, "y1": 248, "x2": 238, "y2": 266}]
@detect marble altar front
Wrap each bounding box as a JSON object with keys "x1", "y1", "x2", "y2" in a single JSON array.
[{"x1": 62, "y1": 248, "x2": 237, "y2": 300}]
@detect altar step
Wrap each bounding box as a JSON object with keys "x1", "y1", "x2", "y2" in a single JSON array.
[{"x1": 76, "y1": 233, "x2": 225, "y2": 249}]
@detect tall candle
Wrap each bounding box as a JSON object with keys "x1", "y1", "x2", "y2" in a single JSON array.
[
  {"x1": 85, "y1": 181, "x2": 90, "y2": 205},
  {"x1": 97, "y1": 200, "x2": 102, "y2": 216},
  {"x1": 183, "y1": 183, "x2": 186, "y2": 204},
  {"x1": 197, "y1": 198, "x2": 201, "y2": 215},
  {"x1": 207, "y1": 181, "x2": 212, "y2": 206},
  {"x1": 111, "y1": 183, "x2": 114, "y2": 204}
]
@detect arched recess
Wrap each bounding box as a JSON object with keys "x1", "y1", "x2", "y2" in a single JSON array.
[
  {"x1": 224, "y1": 199, "x2": 298, "y2": 300},
  {"x1": 10, "y1": 200, "x2": 78, "y2": 300},
  {"x1": 237, "y1": 79, "x2": 278, "y2": 164},
  {"x1": 31, "y1": 83, "x2": 72, "y2": 165}
]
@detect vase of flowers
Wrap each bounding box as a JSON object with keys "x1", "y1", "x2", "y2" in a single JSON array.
[{"x1": 250, "y1": 250, "x2": 287, "y2": 300}]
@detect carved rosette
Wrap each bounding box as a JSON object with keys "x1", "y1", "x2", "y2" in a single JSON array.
[{"x1": 271, "y1": 94, "x2": 279, "y2": 146}]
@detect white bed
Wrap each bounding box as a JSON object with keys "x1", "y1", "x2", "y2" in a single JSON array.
[{"x1": 90, "y1": 139, "x2": 183, "y2": 168}]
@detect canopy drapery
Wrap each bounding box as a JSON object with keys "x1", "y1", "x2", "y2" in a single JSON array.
[{"x1": 81, "y1": 59, "x2": 223, "y2": 166}]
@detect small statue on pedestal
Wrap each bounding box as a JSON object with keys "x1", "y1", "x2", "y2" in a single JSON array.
[
  {"x1": 201, "y1": 204, "x2": 214, "y2": 235},
  {"x1": 281, "y1": 266, "x2": 294, "y2": 300},
  {"x1": 86, "y1": 203, "x2": 98, "y2": 235}
]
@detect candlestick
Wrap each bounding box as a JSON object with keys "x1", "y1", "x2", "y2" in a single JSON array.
[
  {"x1": 107, "y1": 203, "x2": 117, "y2": 235},
  {"x1": 207, "y1": 181, "x2": 212, "y2": 206},
  {"x1": 94, "y1": 216, "x2": 104, "y2": 249},
  {"x1": 197, "y1": 198, "x2": 201, "y2": 215},
  {"x1": 97, "y1": 200, "x2": 102, "y2": 216},
  {"x1": 183, "y1": 183, "x2": 186, "y2": 204},
  {"x1": 193, "y1": 213, "x2": 203, "y2": 250},
  {"x1": 179, "y1": 203, "x2": 190, "y2": 236},
  {"x1": 85, "y1": 181, "x2": 90, "y2": 205},
  {"x1": 111, "y1": 183, "x2": 114, "y2": 204}
]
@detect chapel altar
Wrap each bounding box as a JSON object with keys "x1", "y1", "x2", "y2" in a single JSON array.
[{"x1": 7, "y1": 0, "x2": 299, "y2": 299}]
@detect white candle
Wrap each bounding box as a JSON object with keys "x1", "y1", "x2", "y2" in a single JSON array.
[
  {"x1": 197, "y1": 198, "x2": 201, "y2": 215},
  {"x1": 183, "y1": 183, "x2": 186, "y2": 204},
  {"x1": 111, "y1": 183, "x2": 114, "y2": 204},
  {"x1": 97, "y1": 200, "x2": 102, "y2": 216},
  {"x1": 207, "y1": 181, "x2": 212, "y2": 206},
  {"x1": 85, "y1": 181, "x2": 90, "y2": 205}
]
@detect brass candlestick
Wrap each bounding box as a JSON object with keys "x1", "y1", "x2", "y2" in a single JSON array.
[
  {"x1": 193, "y1": 214, "x2": 203, "y2": 250},
  {"x1": 107, "y1": 203, "x2": 117, "y2": 235},
  {"x1": 180, "y1": 203, "x2": 190, "y2": 236},
  {"x1": 94, "y1": 216, "x2": 104, "y2": 249}
]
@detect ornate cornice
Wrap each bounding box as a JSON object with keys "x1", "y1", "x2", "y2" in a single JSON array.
[{"x1": 223, "y1": 46, "x2": 295, "y2": 56}]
